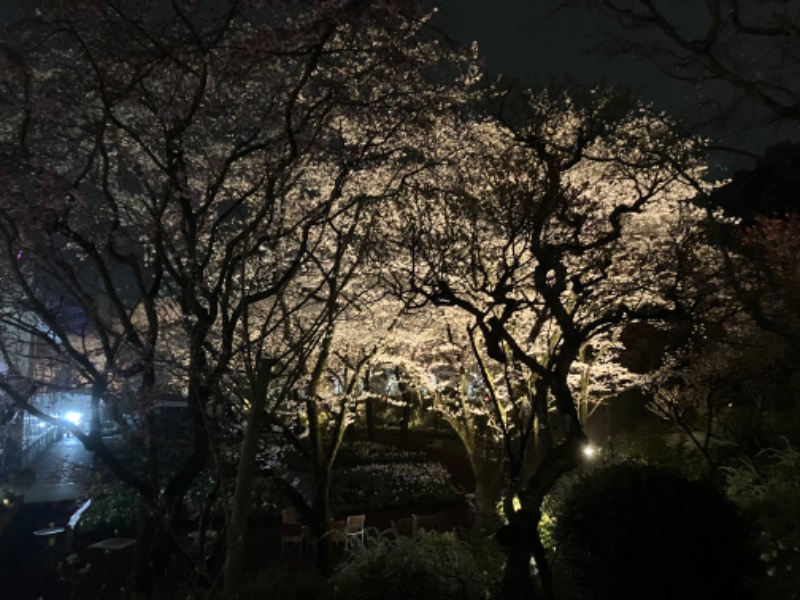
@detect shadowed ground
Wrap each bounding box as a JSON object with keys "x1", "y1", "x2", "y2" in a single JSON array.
[{"x1": 0, "y1": 434, "x2": 475, "y2": 599}]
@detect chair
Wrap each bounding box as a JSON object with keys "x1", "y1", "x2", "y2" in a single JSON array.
[
  {"x1": 281, "y1": 522, "x2": 306, "y2": 556},
  {"x1": 330, "y1": 519, "x2": 347, "y2": 548},
  {"x1": 281, "y1": 508, "x2": 297, "y2": 524},
  {"x1": 281, "y1": 507, "x2": 305, "y2": 556},
  {"x1": 345, "y1": 514, "x2": 365, "y2": 548},
  {"x1": 394, "y1": 516, "x2": 416, "y2": 537}
]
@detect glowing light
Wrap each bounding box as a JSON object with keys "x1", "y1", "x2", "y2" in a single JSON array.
[
  {"x1": 512, "y1": 495, "x2": 522, "y2": 512},
  {"x1": 2, "y1": 498, "x2": 9, "y2": 507},
  {"x1": 65, "y1": 412, "x2": 82, "y2": 426},
  {"x1": 582, "y1": 444, "x2": 598, "y2": 459}
]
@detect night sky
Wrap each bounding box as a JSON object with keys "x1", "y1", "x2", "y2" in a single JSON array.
[
  {"x1": 431, "y1": 0, "x2": 800, "y2": 167},
  {"x1": 3, "y1": 0, "x2": 798, "y2": 165},
  {"x1": 0, "y1": 0, "x2": 693, "y2": 109},
  {"x1": 433, "y1": 0, "x2": 672, "y2": 99}
]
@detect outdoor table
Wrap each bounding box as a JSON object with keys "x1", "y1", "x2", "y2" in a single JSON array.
[
  {"x1": 33, "y1": 527, "x2": 65, "y2": 536},
  {"x1": 88, "y1": 537, "x2": 136, "y2": 550}
]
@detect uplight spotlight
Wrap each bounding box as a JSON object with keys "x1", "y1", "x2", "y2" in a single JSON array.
[{"x1": 582, "y1": 444, "x2": 598, "y2": 459}]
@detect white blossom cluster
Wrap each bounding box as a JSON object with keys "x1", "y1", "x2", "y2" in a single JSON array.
[{"x1": 345, "y1": 461, "x2": 455, "y2": 500}]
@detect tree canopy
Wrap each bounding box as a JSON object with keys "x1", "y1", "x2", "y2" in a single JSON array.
[{"x1": 0, "y1": 2, "x2": 786, "y2": 599}]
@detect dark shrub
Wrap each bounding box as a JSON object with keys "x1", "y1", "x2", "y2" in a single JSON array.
[
  {"x1": 330, "y1": 531, "x2": 502, "y2": 600},
  {"x1": 553, "y1": 463, "x2": 761, "y2": 600}
]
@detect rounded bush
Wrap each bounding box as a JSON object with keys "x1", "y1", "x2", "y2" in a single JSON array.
[
  {"x1": 330, "y1": 531, "x2": 502, "y2": 600},
  {"x1": 553, "y1": 463, "x2": 761, "y2": 600}
]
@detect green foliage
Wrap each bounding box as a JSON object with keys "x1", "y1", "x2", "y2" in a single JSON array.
[
  {"x1": 760, "y1": 369, "x2": 800, "y2": 445},
  {"x1": 80, "y1": 485, "x2": 138, "y2": 537},
  {"x1": 553, "y1": 463, "x2": 761, "y2": 600},
  {"x1": 81, "y1": 470, "x2": 274, "y2": 536},
  {"x1": 330, "y1": 461, "x2": 461, "y2": 513},
  {"x1": 539, "y1": 451, "x2": 648, "y2": 555},
  {"x1": 536, "y1": 500, "x2": 558, "y2": 554},
  {"x1": 334, "y1": 441, "x2": 427, "y2": 467},
  {"x1": 214, "y1": 474, "x2": 281, "y2": 520},
  {"x1": 0, "y1": 487, "x2": 21, "y2": 509},
  {"x1": 609, "y1": 428, "x2": 711, "y2": 478},
  {"x1": 230, "y1": 567, "x2": 329, "y2": 600},
  {"x1": 247, "y1": 475, "x2": 280, "y2": 519},
  {"x1": 353, "y1": 399, "x2": 451, "y2": 434},
  {"x1": 217, "y1": 532, "x2": 503, "y2": 600},
  {"x1": 722, "y1": 443, "x2": 800, "y2": 600},
  {"x1": 330, "y1": 531, "x2": 502, "y2": 600},
  {"x1": 183, "y1": 473, "x2": 218, "y2": 521}
]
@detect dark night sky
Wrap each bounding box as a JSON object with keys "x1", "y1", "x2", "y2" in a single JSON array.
[
  {"x1": 432, "y1": 0, "x2": 691, "y2": 109},
  {"x1": 431, "y1": 0, "x2": 800, "y2": 168},
  {"x1": 3, "y1": 0, "x2": 798, "y2": 166},
  {"x1": 0, "y1": 0, "x2": 692, "y2": 110}
]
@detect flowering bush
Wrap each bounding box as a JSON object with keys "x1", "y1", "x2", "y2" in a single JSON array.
[
  {"x1": 331, "y1": 461, "x2": 460, "y2": 513},
  {"x1": 335, "y1": 441, "x2": 427, "y2": 466},
  {"x1": 330, "y1": 530, "x2": 502, "y2": 600},
  {"x1": 723, "y1": 444, "x2": 800, "y2": 600}
]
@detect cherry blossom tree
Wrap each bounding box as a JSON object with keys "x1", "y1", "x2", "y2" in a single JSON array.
[
  {"x1": 388, "y1": 84, "x2": 712, "y2": 599},
  {"x1": 369, "y1": 296, "x2": 643, "y2": 542},
  {"x1": 558, "y1": 0, "x2": 800, "y2": 483},
  {"x1": 0, "y1": 0, "x2": 474, "y2": 591},
  {"x1": 220, "y1": 207, "x2": 411, "y2": 581}
]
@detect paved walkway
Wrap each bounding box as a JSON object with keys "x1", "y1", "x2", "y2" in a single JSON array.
[
  {"x1": 0, "y1": 438, "x2": 94, "y2": 599},
  {"x1": 19, "y1": 436, "x2": 93, "y2": 504}
]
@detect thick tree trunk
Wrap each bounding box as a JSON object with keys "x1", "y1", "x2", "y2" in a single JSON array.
[
  {"x1": 469, "y1": 451, "x2": 505, "y2": 538},
  {"x1": 133, "y1": 498, "x2": 160, "y2": 594},
  {"x1": 302, "y1": 331, "x2": 337, "y2": 573},
  {"x1": 131, "y1": 368, "x2": 164, "y2": 595},
  {"x1": 310, "y1": 475, "x2": 335, "y2": 573},
  {"x1": 499, "y1": 430, "x2": 587, "y2": 600},
  {"x1": 223, "y1": 360, "x2": 272, "y2": 597},
  {"x1": 499, "y1": 508, "x2": 542, "y2": 600},
  {"x1": 399, "y1": 395, "x2": 412, "y2": 441},
  {"x1": 365, "y1": 395, "x2": 377, "y2": 442}
]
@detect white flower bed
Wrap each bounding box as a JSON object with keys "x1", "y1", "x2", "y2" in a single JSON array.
[
  {"x1": 337, "y1": 440, "x2": 426, "y2": 465},
  {"x1": 332, "y1": 460, "x2": 459, "y2": 510}
]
